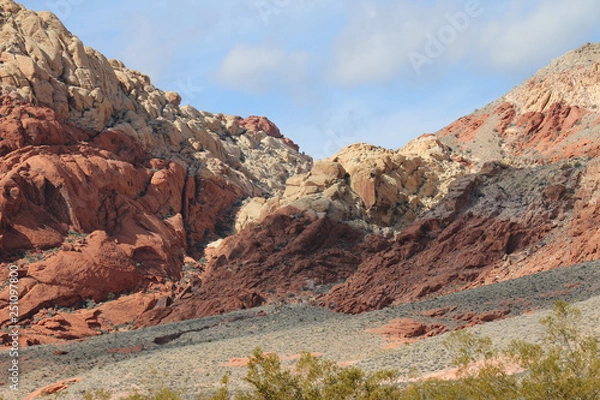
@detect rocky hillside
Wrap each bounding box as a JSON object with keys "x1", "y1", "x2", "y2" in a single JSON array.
[
  {"x1": 236, "y1": 136, "x2": 469, "y2": 234},
  {"x1": 1, "y1": 0, "x2": 600, "y2": 348},
  {"x1": 203, "y1": 43, "x2": 600, "y2": 317},
  {"x1": 438, "y1": 42, "x2": 600, "y2": 164},
  {"x1": 0, "y1": 0, "x2": 311, "y2": 345}
]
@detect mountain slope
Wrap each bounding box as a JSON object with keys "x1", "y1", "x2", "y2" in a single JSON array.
[
  {"x1": 0, "y1": 0, "x2": 311, "y2": 345},
  {"x1": 318, "y1": 44, "x2": 600, "y2": 312},
  {"x1": 201, "y1": 43, "x2": 600, "y2": 319},
  {"x1": 439, "y1": 42, "x2": 600, "y2": 164}
]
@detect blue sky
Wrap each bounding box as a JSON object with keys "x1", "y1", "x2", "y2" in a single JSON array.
[{"x1": 19, "y1": 0, "x2": 600, "y2": 158}]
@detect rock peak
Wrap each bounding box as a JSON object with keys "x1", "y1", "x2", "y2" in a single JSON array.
[
  {"x1": 437, "y1": 41, "x2": 600, "y2": 166},
  {"x1": 543, "y1": 41, "x2": 600, "y2": 72},
  {"x1": 0, "y1": 0, "x2": 312, "y2": 346}
]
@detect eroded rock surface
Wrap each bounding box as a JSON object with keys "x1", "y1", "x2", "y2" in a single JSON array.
[
  {"x1": 438, "y1": 43, "x2": 600, "y2": 165},
  {"x1": 319, "y1": 161, "x2": 584, "y2": 313},
  {"x1": 134, "y1": 207, "x2": 388, "y2": 327},
  {"x1": 236, "y1": 136, "x2": 470, "y2": 234},
  {"x1": 0, "y1": 0, "x2": 310, "y2": 344}
]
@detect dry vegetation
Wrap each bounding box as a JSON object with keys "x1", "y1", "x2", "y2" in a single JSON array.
[{"x1": 67, "y1": 301, "x2": 600, "y2": 400}]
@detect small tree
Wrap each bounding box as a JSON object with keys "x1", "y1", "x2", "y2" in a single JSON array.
[
  {"x1": 403, "y1": 300, "x2": 600, "y2": 399},
  {"x1": 507, "y1": 300, "x2": 600, "y2": 399}
]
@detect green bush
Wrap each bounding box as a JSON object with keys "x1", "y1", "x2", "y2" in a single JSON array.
[
  {"x1": 83, "y1": 389, "x2": 112, "y2": 400},
  {"x1": 122, "y1": 387, "x2": 182, "y2": 400},
  {"x1": 402, "y1": 300, "x2": 600, "y2": 400},
  {"x1": 506, "y1": 300, "x2": 600, "y2": 399},
  {"x1": 202, "y1": 348, "x2": 403, "y2": 399}
]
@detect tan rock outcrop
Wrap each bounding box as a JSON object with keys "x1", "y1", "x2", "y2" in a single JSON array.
[
  {"x1": 236, "y1": 137, "x2": 469, "y2": 232},
  {"x1": 0, "y1": 0, "x2": 311, "y2": 197},
  {"x1": 505, "y1": 43, "x2": 600, "y2": 113},
  {"x1": 319, "y1": 161, "x2": 582, "y2": 314},
  {"x1": 4, "y1": 0, "x2": 600, "y2": 344}
]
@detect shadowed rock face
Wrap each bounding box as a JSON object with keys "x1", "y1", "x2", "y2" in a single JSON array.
[
  {"x1": 134, "y1": 207, "x2": 389, "y2": 328},
  {"x1": 0, "y1": 97, "x2": 184, "y2": 343},
  {"x1": 0, "y1": 96, "x2": 305, "y2": 343},
  {"x1": 320, "y1": 162, "x2": 583, "y2": 313}
]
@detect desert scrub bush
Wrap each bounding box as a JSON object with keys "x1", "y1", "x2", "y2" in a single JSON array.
[
  {"x1": 78, "y1": 387, "x2": 182, "y2": 400},
  {"x1": 399, "y1": 330, "x2": 519, "y2": 400},
  {"x1": 123, "y1": 387, "x2": 183, "y2": 400},
  {"x1": 120, "y1": 365, "x2": 184, "y2": 400},
  {"x1": 88, "y1": 301, "x2": 599, "y2": 399},
  {"x1": 84, "y1": 298, "x2": 97, "y2": 309},
  {"x1": 201, "y1": 347, "x2": 403, "y2": 399},
  {"x1": 505, "y1": 300, "x2": 600, "y2": 399},
  {"x1": 402, "y1": 300, "x2": 600, "y2": 400}
]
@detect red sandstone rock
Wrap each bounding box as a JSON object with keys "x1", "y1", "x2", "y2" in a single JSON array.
[
  {"x1": 0, "y1": 97, "x2": 245, "y2": 343},
  {"x1": 183, "y1": 174, "x2": 246, "y2": 252},
  {"x1": 0, "y1": 97, "x2": 88, "y2": 156},
  {"x1": 438, "y1": 114, "x2": 489, "y2": 142},
  {"x1": 493, "y1": 102, "x2": 517, "y2": 133},
  {"x1": 239, "y1": 115, "x2": 282, "y2": 138},
  {"x1": 319, "y1": 163, "x2": 577, "y2": 314},
  {"x1": 3, "y1": 20, "x2": 600, "y2": 348},
  {"x1": 367, "y1": 318, "x2": 449, "y2": 346},
  {"x1": 238, "y1": 115, "x2": 300, "y2": 151},
  {"x1": 422, "y1": 306, "x2": 457, "y2": 318},
  {"x1": 24, "y1": 377, "x2": 81, "y2": 399},
  {"x1": 453, "y1": 309, "x2": 510, "y2": 329},
  {"x1": 134, "y1": 209, "x2": 387, "y2": 328},
  {"x1": 368, "y1": 318, "x2": 427, "y2": 339},
  {"x1": 439, "y1": 100, "x2": 595, "y2": 164}
]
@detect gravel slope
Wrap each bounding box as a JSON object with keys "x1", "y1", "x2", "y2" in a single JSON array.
[{"x1": 2, "y1": 260, "x2": 600, "y2": 399}]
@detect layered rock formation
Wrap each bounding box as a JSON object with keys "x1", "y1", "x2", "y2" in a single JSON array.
[
  {"x1": 0, "y1": 0, "x2": 310, "y2": 345},
  {"x1": 438, "y1": 43, "x2": 600, "y2": 164},
  {"x1": 315, "y1": 43, "x2": 600, "y2": 313},
  {"x1": 200, "y1": 43, "x2": 600, "y2": 319},
  {"x1": 133, "y1": 207, "x2": 389, "y2": 328},
  {"x1": 320, "y1": 161, "x2": 584, "y2": 313}
]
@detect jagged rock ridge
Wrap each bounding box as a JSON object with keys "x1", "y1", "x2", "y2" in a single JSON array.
[
  {"x1": 205, "y1": 42, "x2": 600, "y2": 319},
  {"x1": 0, "y1": 0, "x2": 310, "y2": 345},
  {"x1": 438, "y1": 42, "x2": 600, "y2": 165}
]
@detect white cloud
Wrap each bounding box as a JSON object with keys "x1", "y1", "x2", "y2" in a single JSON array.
[
  {"x1": 328, "y1": 0, "x2": 480, "y2": 85},
  {"x1": 478, "y1": 0, "x2": 600, "y2": 71},
  {"x1": 217, "y1": 44, "x2": 311, "y2": 94},
  {"x1": 118, "y1": 15, "x2": 175, "y2": 81},
  {"x1": 328, "y1": 0, "x2": 600, "y2": 86}
]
